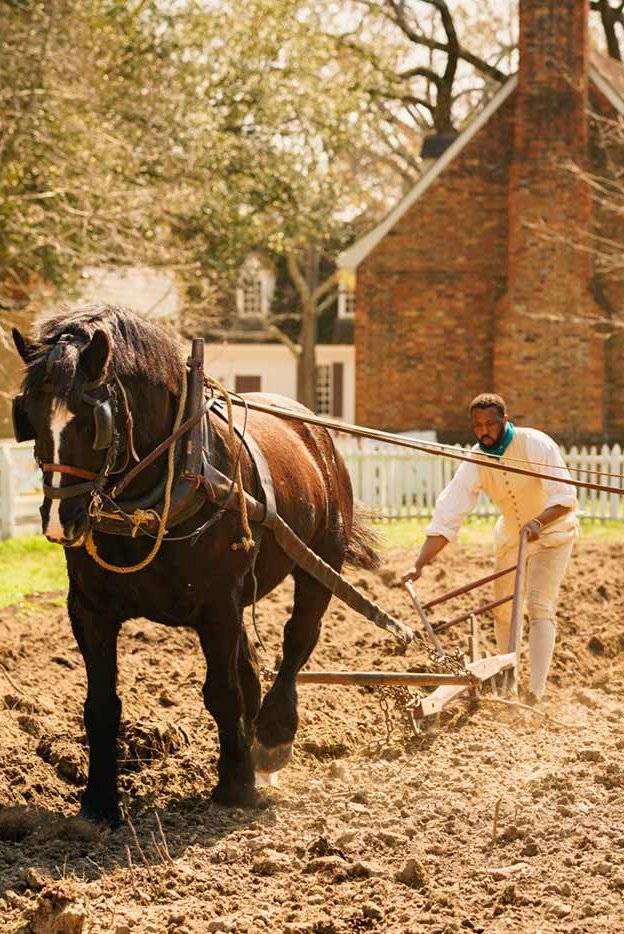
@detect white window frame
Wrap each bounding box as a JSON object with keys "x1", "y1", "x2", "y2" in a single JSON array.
[
  {"x1": 337, "y1": 286, "x2": 356, "y2": 319},
  {"x1": 315, "y1": 364, "x2": 333, "y2": 416},
  {"x1": 235, "y1": 257, "x2": 275, "y2": 319}
]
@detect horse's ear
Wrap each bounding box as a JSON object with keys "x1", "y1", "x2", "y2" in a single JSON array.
[
  {"x1": 12, "y1": 328, "x2": 36, "y2": 364},
  {"x1": 80, "y1": 330, "x2": 111, "y2": 382}
]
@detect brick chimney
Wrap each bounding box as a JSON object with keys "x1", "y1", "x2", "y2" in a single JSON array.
[{"x1": 493, "y1": 0, "x2": 604, "y2": 440}]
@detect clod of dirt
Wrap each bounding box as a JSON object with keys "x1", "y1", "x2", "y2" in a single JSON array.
[
  {"x1": 308, "y1": 836, "x2": 346, "y2": 860},
  {"x1": 118, "y1": 719, "x2": 190, "y2": 769},
  {"x1": 304, "y1": 855, "x2": 346, "y2": 875},
  {"x1": 521, "y1": 842, "x2": 539, "y2": 857},
  {"x1": 586, "y1": 633, "x2": 624, "y2": 658},
  {"x1": 300, "y1": 740, "x2": 350, "y2": 760},
  {"x1": 36, "y1": 734, "x2": 87, "y2": 784},
  {"x1": 378, "y1": 568, "x2": 398, "y2": 587},
  {"x1": 361, "y1": 902, "x2": 384, "y2": 921},
  {"x1": 18, "y1": 713, "x2": 42, "y2": 738},
  {"x1": 577, "y1": 747, "x2": 603, "y2": 763},
  {"x1": 27, "y1": 888, "x2": 87, "y2": 934},
  {"x1": 158, "y1": 689, "x2": 177, "y2": 708},
  {"x1": 0, "y1": 805, "x2": 39, "y2": 841},
  {"x1": 596, "y1": 764, "x2": 624, "y2": 789},
  {"x1": 394, "y1": 857, "x2": 429, "y2": 890},
  {"x1": 545, "y1": 899, "x2": 572, "y2": 919},
  {"x1": 252, "y1": 849, "x2": 292, "y2": 875},
  {"x1": 21, "y1": 867, "x2": 47, "y2": 891},
  {"x1": 328, "y1": 761, "x2": 348, "y2": 782},
  {"x1": 574, "y1": 689, "x2": 601, "y2": 710},
  {"x1": 3, "y1": 693, "x2": 41, "y2": 714}
]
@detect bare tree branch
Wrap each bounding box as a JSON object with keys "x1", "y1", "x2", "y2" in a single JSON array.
[{"x1": 592, "y1": 0, "x2": 624, "y2": 60}]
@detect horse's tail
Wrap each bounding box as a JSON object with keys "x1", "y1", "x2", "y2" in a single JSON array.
[{"x1": 345, "y1": 505, "x2": 381, "y2": 571}]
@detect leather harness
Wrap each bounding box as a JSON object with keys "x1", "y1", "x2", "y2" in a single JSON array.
[{"x1": 21, "y1": 337, "x2": 412, "y2": 643}]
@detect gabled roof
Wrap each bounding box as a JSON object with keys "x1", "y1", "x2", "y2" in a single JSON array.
[
  {"x1": 590, "y1": 48, "x2": 624, "y2": 116},
  {"x1": 339, "y1": 52, "x2": 624, "y2": 272}
]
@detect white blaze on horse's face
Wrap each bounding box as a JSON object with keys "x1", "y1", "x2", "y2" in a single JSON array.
[{"x1": 46, "y1": 401, "x2": 75, "y2": 542}]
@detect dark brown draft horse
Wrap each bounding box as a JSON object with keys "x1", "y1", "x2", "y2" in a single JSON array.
[{"x1": 11, "y1": 305, "x2": 379, "y2": 824}]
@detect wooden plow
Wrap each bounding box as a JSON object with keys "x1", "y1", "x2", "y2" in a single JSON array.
[{"x1": 293, "y1": 531, "x2": 529, "y2": 725}]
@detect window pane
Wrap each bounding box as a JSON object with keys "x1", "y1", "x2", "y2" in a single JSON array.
[
  {"x1": 239, "y1": 278, "x2": 263, "y2": 317},
  {"x1": 316, "y1": 364, "x2": 332, "y2": 415}
]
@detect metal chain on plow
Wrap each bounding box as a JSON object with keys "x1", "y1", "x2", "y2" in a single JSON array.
[{"x1": 375, "y1": 637, "x2": 474, "y2": 740}]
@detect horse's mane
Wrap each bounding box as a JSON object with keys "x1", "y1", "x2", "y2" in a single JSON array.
[{"x1": 23, "y1": 304, "x2": 184, "y2": 402}]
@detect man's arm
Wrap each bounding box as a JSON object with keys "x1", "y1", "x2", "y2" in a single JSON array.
[
  {"x1": 522, "y1": 504, "x2": 573, "y2": 542},
  {"x1": 523, "y1": 430, "x2": 577, "y2": 541},
  {"x1": 401, "y1": 534, "x2": 449, "y2": 583},
  {"x1": 402, "y1": 459, "x2": 481, "y2": 583}
]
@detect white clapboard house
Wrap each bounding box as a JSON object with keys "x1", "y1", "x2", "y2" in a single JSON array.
[{"x1": 204, "y1": 254, "x2": 355, "y2": 423}]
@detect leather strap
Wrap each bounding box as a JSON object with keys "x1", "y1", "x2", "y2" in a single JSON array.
[
  {"x1": 211, "y1": 400, "x2": 277, "y2": 525},
  {"x1": 43, "y1": 463, "x2": 98, "y2": 480},
  {"x1": 111, "y1": 397, "x2": 213, "y2": 499},
  {"x1": 43, "y1": 479, "x2": 100, "y2": 500}
]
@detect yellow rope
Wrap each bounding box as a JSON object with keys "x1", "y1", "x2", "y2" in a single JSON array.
[
  {"x1": 204, "y1": 375, "x2": 255, "y2": 552},
  {"x1": 85, "y1": 370, "x2": 188, "y2": 573}
]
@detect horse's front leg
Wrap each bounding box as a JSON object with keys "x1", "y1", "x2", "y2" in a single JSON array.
[
  {"x1": 253, "y1": 568, "x2": 332, "y2": 774},
  {"x1": 197, "y1": 594, "x2": 259, "y2": 808},
  {"x1": 69, "y1": 594, "x2": 122, "y2": 825}
]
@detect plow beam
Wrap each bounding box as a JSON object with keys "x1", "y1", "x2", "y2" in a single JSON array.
[{"x1": 288, "y1": 671, "x2": 477, "y2": 687}]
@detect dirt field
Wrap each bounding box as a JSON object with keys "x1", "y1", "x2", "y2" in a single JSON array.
[{"x1": 1, "y1": 538, "x2": 623, "y2": 934}]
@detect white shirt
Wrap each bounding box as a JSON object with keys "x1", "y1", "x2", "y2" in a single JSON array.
[{"x1": 426, "y1": 427, "x2": 579, "y2": 553}]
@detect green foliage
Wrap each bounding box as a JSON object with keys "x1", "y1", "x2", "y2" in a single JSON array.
[
  {"x1": 0, "y1": 0, "x2": 385, "y2": 306},
  {"x1": 0, "y1": 535, "x2": 67, "y2": 608}
]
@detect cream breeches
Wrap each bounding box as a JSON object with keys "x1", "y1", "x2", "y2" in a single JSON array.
[{"x1": 492, "y1": 540, "x2": 574, "y2": 655}]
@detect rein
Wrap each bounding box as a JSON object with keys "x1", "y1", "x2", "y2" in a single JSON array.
[
  {"x1": 43, "y1": 464, "x2": 97, "y2": 481},
  {"x1": 228, "y1": 399, "x2": 624, "y2": 498}
]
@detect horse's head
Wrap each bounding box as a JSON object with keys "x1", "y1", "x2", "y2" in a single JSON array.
[{"x1": 12, "y1": 325, "x2": 116, "y2": 547}]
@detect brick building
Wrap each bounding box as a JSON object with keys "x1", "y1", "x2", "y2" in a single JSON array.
[{"x1": 339, "y1": 0, "x2": 624, "y2": 444}]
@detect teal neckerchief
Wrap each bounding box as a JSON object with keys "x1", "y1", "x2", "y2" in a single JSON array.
[{"x1": 478, "y1": 421, "x2": 514, "y2": 457}]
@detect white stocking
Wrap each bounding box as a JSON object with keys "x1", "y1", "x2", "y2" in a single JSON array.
[{"x1": 528, "y1": 618, "x2": 556, "y2": 699}]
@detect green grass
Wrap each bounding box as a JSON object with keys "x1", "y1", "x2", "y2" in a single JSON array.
[
  {"x1": 0, "y1": 535, "x2": 67, "y2": 609},
  {"x1": 0, "y1": 518, "x2": 623, "y2": 611},
  {"x1": 374, "y1": 516, "x2": 624, "y2": 551}
]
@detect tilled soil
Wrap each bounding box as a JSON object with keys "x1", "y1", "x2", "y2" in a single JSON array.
[{"x1": 0, "y1": 539, "x2": 623, "y2": 934}]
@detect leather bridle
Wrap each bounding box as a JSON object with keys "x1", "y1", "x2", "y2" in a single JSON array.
[
  {"x1": 14, "y1": 338, "x2": 214, "y2": 524},
  {"x1": 41, "y1": 375, "x2": 131, "y2": 502}
]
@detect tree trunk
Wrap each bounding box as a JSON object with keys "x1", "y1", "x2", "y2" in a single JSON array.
[
  {"x1": 286, "y1": 249, "x2": 338, "y2": 411},
  {"x1": 296, "y1": 295, "x2": 317, "y2": 410}
]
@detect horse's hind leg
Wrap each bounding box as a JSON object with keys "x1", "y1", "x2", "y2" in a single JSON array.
[
  {"x1": 252, "y1": 568, "x2": 331, "y2": 774},
  {"x1": 197, "y1": 595, "x2": 260, "y2": 808}
]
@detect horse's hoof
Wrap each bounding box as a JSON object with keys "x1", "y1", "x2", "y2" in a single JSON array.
[
  {"x1": 251, "y1": 740, "x2": 292, "y2": 774},
  {"x1": 255, "y1": 771, "x2": 280, "y2": 789},
  {"x1": 211, "y1": 781, "x2": 260, "y2": 809}
]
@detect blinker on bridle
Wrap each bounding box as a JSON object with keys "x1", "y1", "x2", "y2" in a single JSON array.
[
  {"x1": 13, "y1": 336, "x2": 138, "y2": 502},
  {"x1": 41, "y1": 378, "x2": 122, "y2": 501}
]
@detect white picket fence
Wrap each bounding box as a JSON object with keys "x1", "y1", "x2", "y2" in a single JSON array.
[
  {"x1": 337, "y1": 439, "x2": 624, "y2": 522},
  {"x1": 1, "y1": 438, "x2": 624, "y2": 539}
]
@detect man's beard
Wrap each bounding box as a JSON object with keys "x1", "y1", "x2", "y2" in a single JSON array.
[{"x1": 478, "y1": 424, "x2": 507, "y2": 448}]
